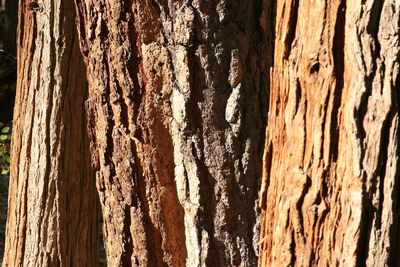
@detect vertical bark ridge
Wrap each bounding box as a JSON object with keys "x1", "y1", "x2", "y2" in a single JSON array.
[
  {"x1": 259, "y1": 0, "x2": 400, "y2": 266},
  {"x1": 74, "y1": 0, "x2": 274, "y2": 265},
  {"x1": 3, "y1": 0, "x2": 98, "y2": 266}
]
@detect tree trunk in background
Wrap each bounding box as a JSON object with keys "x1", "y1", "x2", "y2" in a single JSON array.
[
  {"x1": 74, "y1": 0, "x2": 273, "y2": 265},
  {"x1": 259, "y1": 0, "x2": 399, "y2": 266},
  {"x1": 3, "y1": 1, "x2": 98, "y2": 266},
  {"x1": 2, "y1": 0, "x2": 17, "y2": 55}
]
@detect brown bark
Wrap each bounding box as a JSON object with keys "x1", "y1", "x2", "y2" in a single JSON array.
[
  {"x1": 74, "y1": 0, "x2": 273, "y2": 266},
  {"x1": 259, "y1": 0, "x2": 400, "y2": 266},
  {"x1": 2, "y1": 1, "x2": 98, "y2": 266}
]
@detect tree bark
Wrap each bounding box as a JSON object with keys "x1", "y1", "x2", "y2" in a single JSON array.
[
  {"x1": 74, "y1": 0, "x2": 273, "y2": 266},
  {"x1": 259, "y1": 0, "x2": 400, "y2": 266},
  {"x1": 3, "y1": 1, "x2": 98, "y2": 266}
]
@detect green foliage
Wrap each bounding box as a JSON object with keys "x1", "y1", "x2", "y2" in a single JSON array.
[{"x1": 0, "y1": 121, "x2": 11, "y2": 193}]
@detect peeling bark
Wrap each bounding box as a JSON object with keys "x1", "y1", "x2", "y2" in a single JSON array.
[
  {"x1": 2, "y1": 1, "x2": 98, "y2": 266},
  {"x1": 259, "y1": 0, "x2": 400, "y2": 266},
  {"x1": 74, "y1": 0, "x2": 273, "y2": 266}
]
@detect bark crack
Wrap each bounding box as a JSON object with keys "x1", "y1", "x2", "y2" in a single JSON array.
[
  {"x1": 330, "y1": 0, "x2": 346, "y2": 163},
  {"x1": 284, "y1": 0, "x2": 299, "y2": 59}
]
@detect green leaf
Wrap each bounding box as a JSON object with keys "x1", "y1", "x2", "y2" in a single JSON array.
[
  {"x1": 0, "y1": 135, "x2": 7, "y2": 141},
  {"x1": 1, "y1": 126, "x2": 10, "y2": 134},
  {"x1": 1, "y1": 169, "x2": 9, "y2": 176}
]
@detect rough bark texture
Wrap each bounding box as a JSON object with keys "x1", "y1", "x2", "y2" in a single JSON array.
[
  {"x1": 3, "y1": 0, "x2": 98, "y2": 266},
  {"x1": 259, "y1": 0, "x2": 400, "y2": 266},
  {"x1": 74, "y1": 0, "x2": 273, "y2": 266}
]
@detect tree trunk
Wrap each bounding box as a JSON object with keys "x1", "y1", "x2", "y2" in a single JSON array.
[
  {"x1": 1, "y1": 0, "x2": 18, "y2": 55},
  {"x1": 3, "y1": 1, "x2": 98, "y2": 266},
  {"x1": 74, "y1": 0, "x2": 273, "y2": 266},
  {"x1": 259, "y1": 0, "x2": 400, "y2": 266}
]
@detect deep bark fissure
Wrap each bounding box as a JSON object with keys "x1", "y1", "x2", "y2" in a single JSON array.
[
  {"x1": 357, "y1": 174, "x2": 374, "y2": 267},
  {"x1": 289, "y1": 231, "x2": 296, "y2": 266},
  {"x1": 366, "y1": 0, "x2": 383, "y2": 58},
  {"x1": 295, "y1": 175, "x2": 311, "y2": 240},
  {"x1": 373, "y1": 112, "x2": 392, "y2": 229},
  {"x1": 284, "y1": 0, "x2": 299, "y2": 59},
  {"x1": 122, "y1": 206, "x2": 134, "y2": 266},
  {"x1": 330, "y1": 0, "x2": 346, "y2": 163}
]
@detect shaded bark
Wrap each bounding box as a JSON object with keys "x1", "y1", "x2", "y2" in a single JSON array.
[
  {"x1": 74, "y1": 0, "x2": 273, "y2": 266},
  {"x1": 2, "y1": 0, "x2": 98, "y2": 266},
  {"x1": 259, "y1": 0, "x2": 400, "y2": 266}
]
